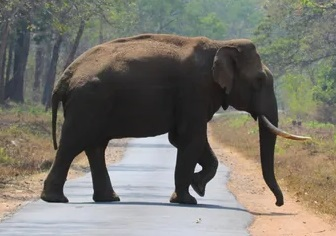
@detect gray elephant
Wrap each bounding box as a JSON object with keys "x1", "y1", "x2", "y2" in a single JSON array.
[{"x1": 41, "y1": 34, "x2": 310, "y2": 206}]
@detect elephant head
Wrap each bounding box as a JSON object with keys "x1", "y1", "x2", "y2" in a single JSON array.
[{"x1": 212, "y1": 39, "x2": 311, "y2": 206}]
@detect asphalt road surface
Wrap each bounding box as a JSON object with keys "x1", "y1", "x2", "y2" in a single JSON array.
[{"x1": 0, "y1": 134, "x2": 252, "y2": 235}]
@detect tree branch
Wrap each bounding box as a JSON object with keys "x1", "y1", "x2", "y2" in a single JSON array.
[
  {"x1": 299, "y1": 52, "x2": 336, "y2": 67},
  {"x1": 156, "y1": 19, "x2": 176, "y2": 33},
  {"x1": 311, "y1": 1, "x2": 336, "y2": 10}
]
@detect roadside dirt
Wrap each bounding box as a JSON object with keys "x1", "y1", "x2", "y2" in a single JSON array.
[
  {"x1": 208, "y1": 130, "x2": 336, "y2": 236},
  {"x1": 0, "y1": 138, "x2": 128, "y2": 221}
]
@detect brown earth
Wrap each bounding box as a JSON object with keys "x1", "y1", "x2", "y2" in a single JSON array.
[
  {"x1": 0, "y1": 138, "x2": 128, "y2": 221},
  {"x1": 1, "y1": 134, "x2": 336, "y2": 235},
  {"x1": 208, "y1": 128, "x2": 336, "y2": 236}
]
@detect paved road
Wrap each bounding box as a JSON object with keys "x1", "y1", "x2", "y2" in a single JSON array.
[{"x1": 0, "y1": 135, "x2": 252, "y2": 235}]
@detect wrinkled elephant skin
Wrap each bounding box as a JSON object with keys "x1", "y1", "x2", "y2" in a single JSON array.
[{"x1": 41, "y1": 33, "x2": 288, "y2": 206}]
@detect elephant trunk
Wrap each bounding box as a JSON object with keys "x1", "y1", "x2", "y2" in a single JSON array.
[{"x1": 258, "y1": 108, "x2": 284, "y2": 207}]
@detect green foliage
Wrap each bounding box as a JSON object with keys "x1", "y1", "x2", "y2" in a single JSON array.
[
  {"x1": 275, "y1": 143, "x2": 285, "y2": 155},
  {"x1": 313, "y1": 61, "x2": 336, "y2": 105},
  {"x1": 310, "y1": 61, "x2": 336, "y2": 123},
  {"x1": 220, "y1": 113, "x2": 251, "y2": 128},
  {"x1": 254, "y1": 0, "x2": 336, "y2": 123},
  {"x1": 300, "y1": 0, "x2": 316, "y2": 8},
  {"x1": 258, "y1": 38, "x2": 299, "y2": 73},
  {"x1": 280, "y1": 73, "x2": 316, "y2": 119},
  {"x1": 177, "y1": 1, "x2": 227, "y2": 38},
  {"x1": 118, "y1": 0, "x2": 263, "y2": 39},
  {"x1": 305, "y1": 120, "x2": 334, "y2": 129},
  {"x1": 0, "y1": 148, "x2": 13, "y2": 164},
  {"x1": 300, "y1": 0, "x2": 336, "y2": 9},
  {"x1": 2, "y1": 102, "x2": 49, "y2": 116}
]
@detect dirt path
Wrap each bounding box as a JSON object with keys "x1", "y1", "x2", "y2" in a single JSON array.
[
  {"x1": 208, "y1": 130, "x2": 336, "y2": 236},
  {"x1": 0, "y1": 139, "x2": 128, "y2": 221}
]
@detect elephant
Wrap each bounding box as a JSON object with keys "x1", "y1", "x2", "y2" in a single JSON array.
[{"x1": 41, "y1": 34, "x2": 311, "y2": 206}]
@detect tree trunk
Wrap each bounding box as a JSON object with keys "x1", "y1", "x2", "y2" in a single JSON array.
[
  {"x1": 5, "y1": 39, "x2": 14, "y2": 84},
  {"x1": 0, "y1": 19, "x2": 10, "y2": 104},
  {"x1": 41, "y1": 41, "x2": 53, "y2": 88},
  {"x1": 0, "y1": 45, "x2": 6, "y2": 94},
  {"x1": 63, "y1": 20, "x2": 85, "y2": 70},
  {"x1": 42, "y1": 33, "x2": 63, "y2": 109},
  {"x1": 6, "y1": 21, "x2": 30, "y2": 103},
  {"x1": 0, "y1": 45, "x2": 6, "y2": 83},
  {"x1": 33, "y1": 45, "x2": 44, "y2": 102}
]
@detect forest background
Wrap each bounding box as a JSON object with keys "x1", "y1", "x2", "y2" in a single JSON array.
[
  {"x1": 0, "y1": 0, "x2": 335, "y2": 122},
  {"x1": 0, "y1": 0, "x2": 336, "y2": 217}
]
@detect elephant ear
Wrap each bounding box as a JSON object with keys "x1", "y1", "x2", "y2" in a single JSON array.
[{"x1": 212, "y1": 47, "x2": 240, "y2": 94}]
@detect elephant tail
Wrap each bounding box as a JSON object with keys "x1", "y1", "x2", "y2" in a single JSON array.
[
  {"x1": 52, "y1": 91, "x2": 60, "y2": 150},
  {"x1": 51, "y1": 69, "x2": 73, "y2": 150}
]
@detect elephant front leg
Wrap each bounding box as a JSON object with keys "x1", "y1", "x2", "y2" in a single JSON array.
[
  {"x1": 191, "y1": 141, "x2": 218, "y2": 197},
  {"x1": 85, "y1": 142, "x2": 120, "y2": 202},
  {"x1": 168, "y1": 130, "x2": 218, "y2": 198},
  {"x1": 170, "y1": 134, "x2": 206, "y2": 205}
]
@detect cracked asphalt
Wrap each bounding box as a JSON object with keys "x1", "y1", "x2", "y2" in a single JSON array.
[{"x1": 0, "y1": 134, "x2": 252, "y2": 235}]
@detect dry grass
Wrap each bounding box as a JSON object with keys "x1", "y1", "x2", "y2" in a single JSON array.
[
  {"x1": 210, "y1": 112, "x2": 336, "y2": 216},
  {"x1": 0, "y1": 104, "x2": 89, "y2": 187}
]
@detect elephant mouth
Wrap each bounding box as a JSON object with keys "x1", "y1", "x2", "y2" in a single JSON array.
[{"x1": 259, "y1": 115, "x2": 312, "y2": 141}]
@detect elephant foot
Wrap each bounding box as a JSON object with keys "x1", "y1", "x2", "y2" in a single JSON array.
[
  {"x1": 40, "y1": 190, "x2": 69, "y2": 203},
  {"x1": 93, "y1": 191, "x2": 120, "y2": 202},
  {"x1": 169, "y1": 191, "x2": 197, "y2": 205},
  {"x1": 191, "y1": 172, "x2": 205, "y2": 197}
]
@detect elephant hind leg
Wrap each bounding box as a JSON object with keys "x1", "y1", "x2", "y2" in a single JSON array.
[
  {"x1": 191, "y1": 141, "x2": 218, "y2": 197},
  {"x1": 41, "y1": 139, "x2": 84, "y2": 203},
  {"x1": 85, "y1": 141, "x2": 120, "y2": 202}
]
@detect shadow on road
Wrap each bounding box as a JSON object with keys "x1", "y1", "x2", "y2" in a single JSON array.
[
  {"x1": 67, "y1": 201, "x2": 295, "y2": 217},
  {"x1": 109, "y1": 143, "x2": 174, "y2": 149},
  {"x1": 68, "y1": 201, "x2": 248, "y2": 212}
]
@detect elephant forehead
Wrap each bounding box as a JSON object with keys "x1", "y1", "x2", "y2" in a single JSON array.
[
  {"x1": 224, "y1": 38, "x2": 256, "y2": 50},
  {"x1": 236, "y1": 39, "x2": 256, "y2": 50}
]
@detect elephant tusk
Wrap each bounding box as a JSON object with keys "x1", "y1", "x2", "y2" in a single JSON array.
[{"x1": 260, "y1": 115, "x2": 312, "y2": 141}]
